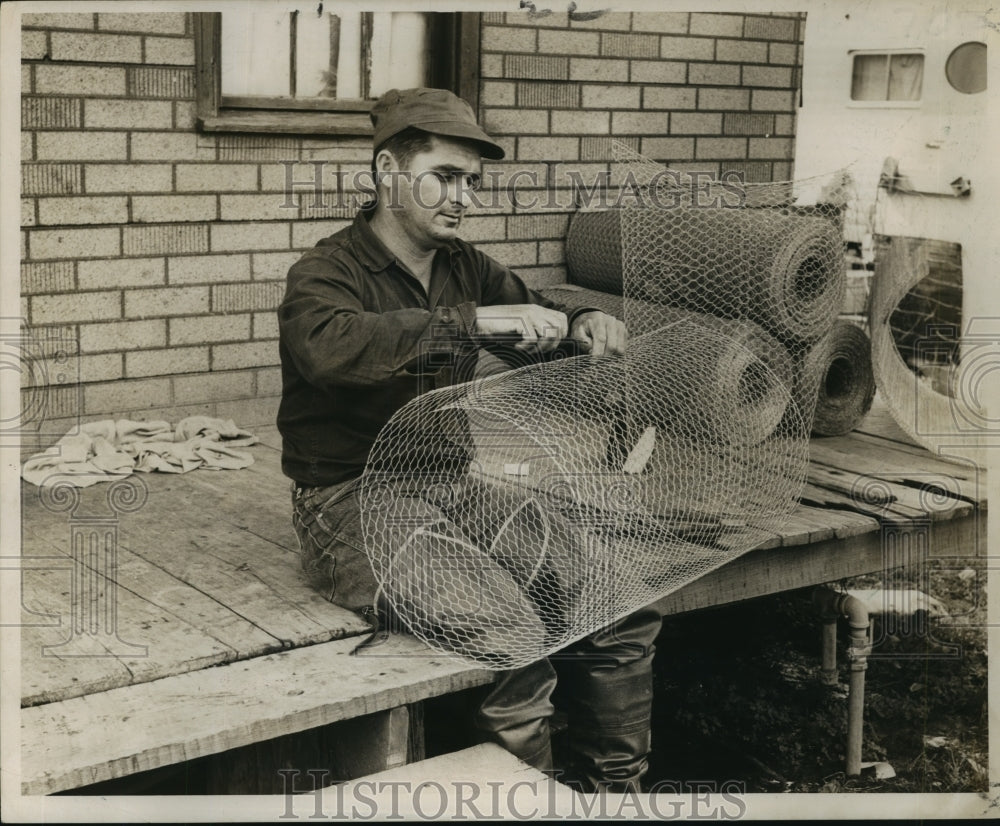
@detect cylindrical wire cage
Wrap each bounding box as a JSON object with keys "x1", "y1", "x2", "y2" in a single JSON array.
[
  {"x1": 360, "y1": 144, "x2": 849, "y2": 667},
  {"x1": 361, "y1": 326, "x2": 808, "y2": 668}
]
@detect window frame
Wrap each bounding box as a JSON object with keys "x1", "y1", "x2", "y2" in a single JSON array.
[
  {"x1": 846, "y1": 48, "x2": 925, "y2": 109},
  {"x1": 193, "y1": 11, "x2": 481, "y2": 136}
]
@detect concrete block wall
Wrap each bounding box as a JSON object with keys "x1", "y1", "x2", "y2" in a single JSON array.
[
  {"x1": 19, "y1": 10, "x2": 804, "y2": 444},
  {"x1": 477, "y1": 10, "x2": 803, "y2": 290}
]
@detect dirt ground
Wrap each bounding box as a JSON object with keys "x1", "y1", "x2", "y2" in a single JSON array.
[{"x1": 646, "y1": 556, "x2": 988, "y2": 794}]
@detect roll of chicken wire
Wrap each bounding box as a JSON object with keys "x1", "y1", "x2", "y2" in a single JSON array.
[
  {"x1": 804, "y1": 321, "x2": 876, "y2": 437},
  {"x1": 565, "y1": 210, "x2": 624, "y2": 294},
  {"x1": 539, "y1": 285, "x2": 795, "y2": 445},
  {"x1": 614, "y1": 143, "x2": 847, "y2": 442},
  {"x1": 570, "y1": 207, "x2": 844, "y2": 346},
  {"x1": 870, "y1": 235, "x2": 989, "y2": 466},
  {"x1": 360, "y1": 327, "x2": 807, "y2": 669}
]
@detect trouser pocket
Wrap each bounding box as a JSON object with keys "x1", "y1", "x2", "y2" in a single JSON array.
[{"x1": 291, "y1": 479, "x2": 379, "y2": 612}]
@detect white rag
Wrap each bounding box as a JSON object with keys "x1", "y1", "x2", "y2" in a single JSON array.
[{"x1": 22, "y1": 417, "x2": 259, "y2": 488}]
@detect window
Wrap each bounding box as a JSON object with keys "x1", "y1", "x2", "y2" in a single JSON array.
[
  {"x1": 194, "y1": 10, "x2": 480, "y2": 135},
  {"x1": 850, "y1": 52, "x2": 924, "y2": 101},
  {"x1": 946, "y1": 41, "x2": 987, "y2": 94}
]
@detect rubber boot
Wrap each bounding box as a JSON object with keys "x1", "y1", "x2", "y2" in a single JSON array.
[
  {"x1": 561, "y1": 606, "x2": 661, "y2": 792},
  {"x1": 563, "y1": 655, "x2": 654, "y2": 792},
  {"x1": 474, "y1": 658, "x2": 557, "y2": 771}
]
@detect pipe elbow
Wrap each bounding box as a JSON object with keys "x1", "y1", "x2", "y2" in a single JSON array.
[
  {"x1": 812, "y1": 587, "x2": 870, "y2": 630},
  {"x1": 838, "y1": 593, "x2": 870, "y2": 631}
]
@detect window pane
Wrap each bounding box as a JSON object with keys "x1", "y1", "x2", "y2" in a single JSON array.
[
  {"x1": 367, "y1": 12, "x2": 394, "y2": 99},
  {"x1": 336, "y1": 12, "x2": 363, "y2": 99},
  {"x1": 368, "y1": 12, "x2": 432, "y2": 98},
  {"x1": 851, "y1": 54, "x2": 888, "y2": 100},
  {"x1": 387, "y1": 13, "x2": 430, "y2": 94},
  {"x1": 946, "y1": 41, "x2": 987, "y2": 94},
  {"x1": 221, "y1": 10, "x2": 291, "y2": 97},
  {"x1": 221, "y1": 7, "x2": 433, "y2": 101},
  {"x1": 295, "y1": 12, "x2": 337, "y2": 97},
  {"x1": 888, "y1": 53, "x2": 923, "y2": 100}
]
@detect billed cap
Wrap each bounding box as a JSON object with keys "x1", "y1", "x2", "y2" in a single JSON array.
[{"x1": 370, "y1": 87, "x2": 505, "y2": 160}]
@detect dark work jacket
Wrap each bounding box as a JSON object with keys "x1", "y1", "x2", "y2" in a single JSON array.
[{"x1": 277, "y1": 211, "x2": 581, "y2": 487}]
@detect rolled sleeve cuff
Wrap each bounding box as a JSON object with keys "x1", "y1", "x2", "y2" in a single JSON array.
[
  {"x1": 455, "y1": 301, "x2": 478, "y2": 339},
  {"x1": 567, "y1": 306, "x2": 602, "y2": 327},
  {"x1": 430, "y1": 301, "x2": 477, "y2": 342}
]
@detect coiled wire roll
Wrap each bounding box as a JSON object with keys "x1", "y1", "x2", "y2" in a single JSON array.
[
  {"x1": 803, "y1": 321, "x2": 876, "y2": 436},
  {"x1": 566, "y1": 208, "x2": 845, "y2": 345},
  {"x1": 538, "y1": 285, "x2": 795, "y2": 445}
]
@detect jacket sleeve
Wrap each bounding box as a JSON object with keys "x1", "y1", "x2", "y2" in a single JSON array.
[
  {"x1": 472, "y1": 245, "x2": 601, "y2": 328},
  {"x1": 278, "y1": 255, "x2": 477, "y2": 390}
]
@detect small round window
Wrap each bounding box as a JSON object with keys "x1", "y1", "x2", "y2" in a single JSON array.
[{"x1": 946, "y1": 41, "x2": 986, "y2": 94}]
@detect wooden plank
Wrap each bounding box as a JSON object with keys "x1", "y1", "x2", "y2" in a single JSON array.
[
  {"x1": 19, "y1": 451, "x2": 370, "y2": 705},
  {"x1": 755, "y1": 508, "x2": 834, "y2": 547},
  {"x1": 220, "y1": 95, "x2": 375, "y2": 112},
  {"x1": 106, "y1": 471, "x2": 371, "y2": 646},
  {"x1": 334, "y1": 705, "x2": 411, "y2": 777},
  {"x1": 407, "y1": 701, "x2": 426, "y2": 765},
  {"x1": 305, "y1": 744, "x2": 582, "y2": 820},
  {"x1": 21, "y1": 633, "x2": 494, "y2": 795},
  {"x1": 656, "y1": 508, "x2": 981, "y2": 616},
  {"x1": 817, "y1": 430, "x2": 985, "y2": 482},
  {"x1": 714, "y1": 500, "x2": 874, "y2": 552},
  {"x1": 851, "y1": 393, "x2": 982, "y2": 467},
  {"x1": 799, "y1": 481, "x2": 919, "y2": 525},
  {"x1": 841, "y1": 431, "x2": 987, "y2": 490},
  {"x1": 193, "y1": 13, "x2": 221, "y2": 121},
  {"x1": 821, "y1": 468, "x2": 972, "y2": 522},
  {"x1": 170, "y1": 448, "x2": 300, "y2": 551},
  {"x1": 715, "y1": 524, "x2": 781, "y2": 551},
  {"x1": 806, "y1": 463, "x2": 972, "y2": 522},
  {"x1": 253, "y1": 425, "x2": 283, "y2": 452},
  {"x1": 340, "y1": 742, "x2": 539, "y2": 786},
  {"x1": 204, "y1": 706, "x2": 411, "y2": 793},
  {"x1": 16, "y1": 559, "x2": 138, "y2": 706},
  {"x1": 805, "y1": 466, "x2": 928, "y2": 521},
  {"x1": 785, "y1": 503, "x2": 880, "y2": 541},
  {"x1": 809, "y1": 439, "x2": 985, "y2": 505},
  {"x1": 19, "y1": 488, "x2": 289, "y2": 648},
  {"x1": 199, "y1": 110, "x2": 374, "y2": 136},
  {"x1": 815, "y1": 432, "x2": 981, "y2": 480},
  {"x1": 19, "y1": 522, "x2": 249, "y2": 707},
  {"x1": 19, "y1": 479, "x2": 363, "y2": 646}
]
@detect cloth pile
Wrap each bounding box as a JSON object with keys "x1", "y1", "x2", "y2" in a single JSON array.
[{"x1": 22, "y1": 417, "x2": 258, "y2": 488}]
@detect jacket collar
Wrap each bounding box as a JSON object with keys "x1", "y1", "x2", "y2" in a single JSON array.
[{"x1": 350, "y1": 210, "x2": 461, "y2": 273}]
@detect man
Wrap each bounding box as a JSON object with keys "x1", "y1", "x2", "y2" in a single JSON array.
[{"x1": 277, "y1": 87, "x2": 662, "y2": 791}]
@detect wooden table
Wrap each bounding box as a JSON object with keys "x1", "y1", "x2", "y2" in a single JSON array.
[{"x1": 16, "y1": 399, "x2": 987, "y2": 794}]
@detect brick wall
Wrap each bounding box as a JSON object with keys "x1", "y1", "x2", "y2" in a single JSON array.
[
  {"x1": 476, "y1": 10, "x2": 803, "y2": 290},
  {"x1": 19, "y1": 10, "x2": 804, "y2": 443}
]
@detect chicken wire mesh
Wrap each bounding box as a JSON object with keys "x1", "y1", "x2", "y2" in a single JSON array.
[
  {"x1": 608, "y1": 142, "x2": 848, "y2": 438},
  {"x1": 359, "y1": 145, "x2": 848, "y2": 668}
]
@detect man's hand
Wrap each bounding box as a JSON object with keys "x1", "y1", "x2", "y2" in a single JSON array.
[
  {"x1": 474, "y1": 304, "x2": 569, "y2": 353},
  {"x1": 570, "y1": 311, "x2": 627, "y2": 356}
]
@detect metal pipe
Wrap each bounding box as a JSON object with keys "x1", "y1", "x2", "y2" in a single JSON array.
[
  {"x1": 820, "y1": 617, "x2": 838, "y2": 685},
  {"x1": 812, "y1": 587, "x2": 871, "y2": 776}
]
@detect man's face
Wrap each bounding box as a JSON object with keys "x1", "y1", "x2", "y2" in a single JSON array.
[{"x1": 382, "y1": 135, "x2": 483, "y2": 250}]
